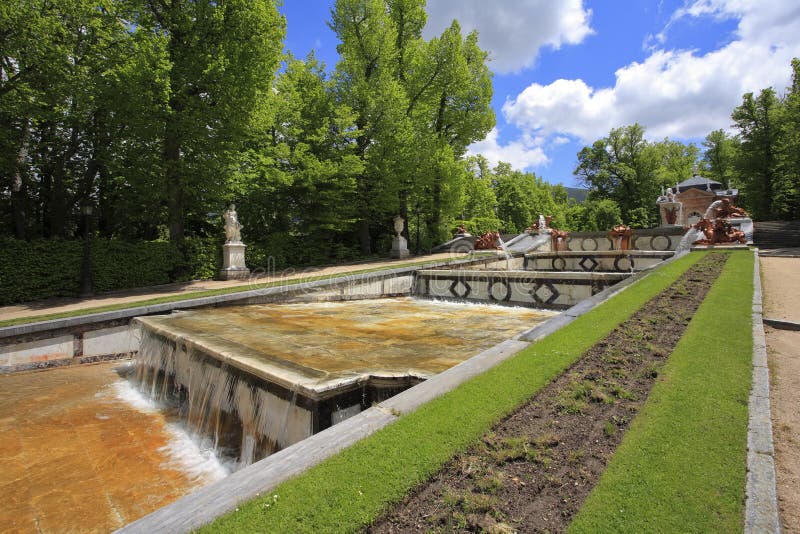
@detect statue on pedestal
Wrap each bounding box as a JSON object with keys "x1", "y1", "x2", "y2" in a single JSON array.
[
  {"x1": 219, "y1": 204, "x2": 250, "y2": 280},
  {"x1": 391, "y1": 215, "x2": 410, "y2": 258},
  {"x1": 223, "y1": 204, "x2": 243, "y2": 243}
]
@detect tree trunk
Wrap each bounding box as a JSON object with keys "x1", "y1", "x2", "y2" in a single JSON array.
[
  {"x1": 357, "y1": 217, "x2": 371, "y2": 255},
  {"x1": 165, "y1": 118, "x2": 184, "y2": 242},
  {"x1": 11, "y1": 120, "x2": 30, "y2": 239}
]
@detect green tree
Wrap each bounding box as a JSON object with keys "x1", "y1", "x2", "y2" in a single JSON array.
[
  {"x1": 654, "y1": 139, "x2": 700, "y2": 187},
  {"x1": 574, "y1": 124, "x2": 662, "y2": 225},
  {"x1": 565, "y1": 199, "x2": 622, "y2": 232},
  {"x1": 330, "y1": 0, "x2": 493, "y2": 252},
  {"x1": 731, "y1": 88, "x2": 782, "y2": 220},
  {"x1": 701, "y1": 129, "x2": 737, "y2": 187},
  {"x1": 0, "y1": 0, "x2": 141, "y2": 239},
  {"x1": 136, "y1": 0, "x2": 285, "y2": 241},
  {"x1": 775, "y1": 58, "x2": 800, "y2": 218}
]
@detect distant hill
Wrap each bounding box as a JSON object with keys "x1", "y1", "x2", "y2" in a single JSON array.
[{"x1": 565, "y1": 187, "x2": 588, "y2": 203}]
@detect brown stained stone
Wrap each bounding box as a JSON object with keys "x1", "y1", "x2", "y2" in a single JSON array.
[{"x1": 369, "y1": 253, "x2": 728, "y2": 534}]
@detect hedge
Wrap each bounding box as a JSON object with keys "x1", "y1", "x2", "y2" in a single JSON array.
[
  {"x1": 0, "y1": 235, "x2": 366, "y2": 306},
  {"x1": 0, "y1": 238, "x2": 187, "y2": 305}
]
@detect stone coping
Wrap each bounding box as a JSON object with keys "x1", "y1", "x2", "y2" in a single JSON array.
[
  {"x1": 745, "y1": 249, "x2": 781, "y2": 533},
  {"x1": 416, "y1": 269, "x2": 630, "y2": 282},
  {"x1": 524, "y1": 250, "x2": 675, "y2": 258},
  {"x1": 134, "y1": 316, "x2": 432, "y2": 401},
  {"x1": 0, "y1": 255, "x2": 504, "y2": 341}
]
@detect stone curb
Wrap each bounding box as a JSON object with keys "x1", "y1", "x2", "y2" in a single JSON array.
[{"x1": 745, "y1": 249, "x2": 781, "y2": 533}]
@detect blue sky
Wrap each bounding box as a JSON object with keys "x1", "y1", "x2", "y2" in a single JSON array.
[{"x1": 280, "y1": 1, "x2": 798, "y2": 188}]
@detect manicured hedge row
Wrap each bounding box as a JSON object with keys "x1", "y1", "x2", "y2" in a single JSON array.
[
  {"x1": 0, "y1": 238, "x2": 187, "y2": 305},
  {"x1": 0, "y1": 235, "x2": 365, "y2": 305}
]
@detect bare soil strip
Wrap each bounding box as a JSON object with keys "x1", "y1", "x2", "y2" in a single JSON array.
[{"x1": 368, "y1": 253, "x2": 728, "y2": 533}]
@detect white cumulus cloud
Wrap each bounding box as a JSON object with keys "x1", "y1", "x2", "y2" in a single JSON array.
[
  {"x1": 503, "y1": 0, "x2": 799, "y2": 143},
  {"x1": 467, "y1": 128, "x2": 549, "y2": 170},
  {"x1": 423, "y1": 0, "x2": 593, "y2": 74}
]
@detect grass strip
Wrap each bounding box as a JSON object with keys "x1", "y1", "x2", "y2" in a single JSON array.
[
  {"x1": 569, "y1": 249, "x2": 753, "y2": 533},
  {"x1": 0, "y1": 256, "x2": 487, "y2": 328},
  {"x1": 203, "y1": 251, "x2": 709, "y2": 533}
]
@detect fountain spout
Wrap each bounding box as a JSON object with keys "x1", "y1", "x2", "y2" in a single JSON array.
[{"x1": 496, "y1": 236, "x2": 512, "y2": 271}]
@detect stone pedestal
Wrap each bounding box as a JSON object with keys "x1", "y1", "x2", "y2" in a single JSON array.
[
  {"x1": 391, "y1": 235, "x2": 410, "y2": 259},
  {"x1": 658, "y1": 201, "x2": 683, "y2": 227},
  {"x1": 219, "y1": 242, "x2": 250, "y2": 280}
]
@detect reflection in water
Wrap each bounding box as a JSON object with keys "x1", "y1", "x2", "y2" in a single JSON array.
[{"x1": 1, "y1": 298, "x2": 552, "y2": 532}]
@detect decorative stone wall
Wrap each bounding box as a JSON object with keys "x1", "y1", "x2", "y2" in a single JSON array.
[{"x1": 414, "y1": 270, "x2": 630, "y2": 310}]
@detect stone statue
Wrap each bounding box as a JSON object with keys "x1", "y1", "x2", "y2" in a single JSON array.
[
  {"x1": 526, "y1": 214, "x2": 553, "y2": 234},
  {"x1": 391, "y1": 215, "x2": 410, "y2": 258},
  {"x1": 219, "y1": 204, "x2": 249, "y2": 280},
  {"x1": 715, "y1": 197, "x2": 749, "y2": 219},
  {"x1": 454, "y1": 224, "x2": 471, "y2": 237},
  {"x1": 223, "y1": 204, "x2": 243, "y2": 243},
  {"x1": 474, "y1": 231, "x2": 500, "y2": 250}
]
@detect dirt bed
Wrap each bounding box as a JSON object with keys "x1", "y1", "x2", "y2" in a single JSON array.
[{"x1": 368, "y1": 253, "x2": 728, "y2": 533}]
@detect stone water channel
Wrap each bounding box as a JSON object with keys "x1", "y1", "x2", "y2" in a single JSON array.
[{"x1": 0, "y1": 298, "x2": 552, "y2": 533}]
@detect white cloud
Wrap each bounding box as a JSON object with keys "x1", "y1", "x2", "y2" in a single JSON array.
[
  {"x1": 503, "y1": 0, "x2": 799, "y2": 143},
  {"x1": 423, "y1": 0, "x2": 593, "y2": 74},
  {"x1": 467, "y1": 128, "x2": 549, "y2": 170}
]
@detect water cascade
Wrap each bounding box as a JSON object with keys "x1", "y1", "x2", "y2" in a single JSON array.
[
  {"x1": 131, "y1": 299, "x2": 549, "y2": 470},
  {"x1": 676, "y1": 227, "x2": 704, "y2": 253},
  {"x1": 496, "y1": 236, "x2": 512, "y2": 271},
  {"x1": 134, "y1": 327, "x2": 308, "y2": 468},
  {"x1": 703, "y1": 200, "x2": 724, "y2": 220}
]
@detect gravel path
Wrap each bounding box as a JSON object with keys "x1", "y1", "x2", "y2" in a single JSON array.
[{"x1": 760, "y1": 255, "x2": 800, "y2": 533}]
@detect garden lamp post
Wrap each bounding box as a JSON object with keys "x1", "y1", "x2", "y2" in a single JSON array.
[{"x1": 79, "y1": 205, "x2": 94, "y2": 298}]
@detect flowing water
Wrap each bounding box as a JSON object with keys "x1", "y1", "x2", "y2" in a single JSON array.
[
  {"x1": 496, "y1": 236, "x2": 512, "y2": 271},
  {"x1": 1, "y1": 298, "x2": 551, "y2": 532},
  {"x1": 676, "y1": 227, "x2": 705, "y2": 253},
  {"x1": 0, "y1": 362, "x2": 227, "y2": 533}
]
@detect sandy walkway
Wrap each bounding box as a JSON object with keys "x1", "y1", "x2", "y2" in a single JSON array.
[
  {"x1": 0, "y1": 252, "x2": 461, "y2": 323},
  {"x1": 760, "y1": 256, "x2": 800, "y2": 533}
]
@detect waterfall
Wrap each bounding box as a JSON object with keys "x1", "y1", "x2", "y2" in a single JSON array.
[
  {"x1": 676, "y1": 227, "x2": 704, "y2": 253},
  {"x1": 133, "y1": 326, "x2": 308, "y2": 470},
  {"x1": 703, "y1": 200, "x2": 723, "y2": 219},
  {"x1": 538, "y1": 214, "x2": 547, "y2": 234},
  {"x1": 496, "y1": 236, "x2": 512, "y2": 271}
]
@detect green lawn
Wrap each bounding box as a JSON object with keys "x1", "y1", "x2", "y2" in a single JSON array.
[
  {"x1": 569, "y1": 249, "x2": 753, "y2": 533},
  {"x1": 0, "y1": 256, "x2": 487, "y2": 328},
  {"x1": 202, "y1": 252, "x2": 708, "y2": 533}
]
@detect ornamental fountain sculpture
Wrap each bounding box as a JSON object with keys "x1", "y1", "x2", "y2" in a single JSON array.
[
  {"x1": 608, "y1": 224, "x2": 633, "y2": 251},
  {"x1": 474, "y1": 231, "x2": 501, "y2": 250},
  {"x1": 219, "y1": 204, "x2": 250, "y2": 280},
  {"x1": 690, "y1": 197, "x2": 749, "y2": 246},
  {"x1": 657, "y1": 187, "x2": 683, "y2": 226}
]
